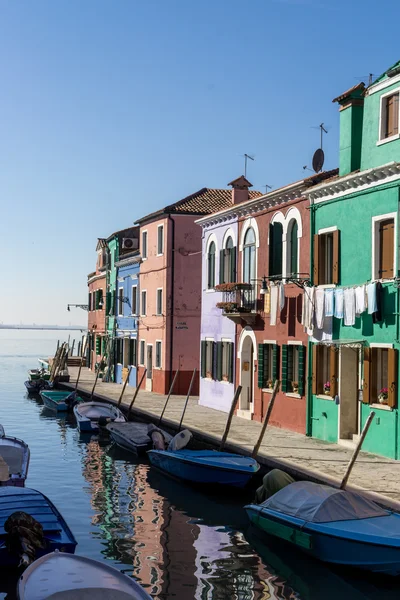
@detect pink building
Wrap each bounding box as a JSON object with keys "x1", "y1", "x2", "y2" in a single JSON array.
[
  {"x1": 87, "y1": 238, "x2": 107, "y2": 370},
  {"x1": 135, "y1": 188, "x2": 238, "y2": 395}
]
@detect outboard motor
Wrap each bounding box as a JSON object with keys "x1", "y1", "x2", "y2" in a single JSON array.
[
  {"x1": 147, "y1": 424, "x2": 166, "y2": 450},
  {"x1": 64, "y1": 391, "x2": 78, "y2": 412},
  {"x1": 5, "y1": 512, "x2": 46, "y2": 568}
]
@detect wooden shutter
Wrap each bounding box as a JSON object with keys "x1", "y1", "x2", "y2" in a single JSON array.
[
  {"x1": 363, "y1": 347, "x2": 371, "y2": 404},
  {"x1": 219, "y1": 250, "x2": 225, "y2": 284},
  {"x1": 230, "y1": 247, "x2": 237, "y2": 283},
  {"x1": 379, "y1": 219, "x2": 394, "y2": 279},
  {"x1": 330, "y1": 347, "x2": 338, "y2": 398},
  {"x1": 95, "y1": 336, "x2": 101, "y2": 355},
  {"x1": 281, "y1": 345, "x2": 288, "y2": 393},
  {"x1": 386, "y1": 94, "x2": 398, "y2": 138},
  {"x1": 258, "y1": 344, "x2": 265, "y2": 388},
  {"x1": 332, "y1": 230, "x2": 340, "y2": 285},
  {"x1": 312, "y1": 344, "x2": 318, "y2": 394},
  {"x1": 216, "y1": 342, "x2": 223, "y2": 381},
  {"x1": 272, "y1": 344, "x2": 280, "y2": 383},
  {"x1": 106, "y1": 291, "x2": 111, "y2": 314},
  {"x1": 298, "y1": 345, "x2": 306, "y2": 396},
  {"x1": 313, "y1": 234, "x2": 320, "y2": 286},
  {"x1": 388, "y1": 348, "x2": 398, "y2": 408},
  {"x1": 228, "y1": 343, "x2": 234, "y2": 383},
  {"x1": 200, "y1": 341, "x2": 207, "y2": 378},
  {"x1": 212, "y1": 341, "x2": 217, "y2": 380},
  {"x1": 88, "y1": 292, "x2": 91, "y2": 311}
]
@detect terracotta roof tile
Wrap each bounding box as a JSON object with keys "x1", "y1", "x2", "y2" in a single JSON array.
[
  {"x1": 303, "y1": 168, "x2": 339, "y2": 187},
  {"x1": 332, "y1": 82, "x2": 365, "y2": 103}
]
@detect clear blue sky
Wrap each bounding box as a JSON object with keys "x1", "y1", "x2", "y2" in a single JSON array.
[{"x1": 0, "y1": 0, "x2": 398, "y2": 325}]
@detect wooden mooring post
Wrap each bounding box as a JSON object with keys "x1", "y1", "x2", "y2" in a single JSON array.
[
  {"x1": 251, "y1": 379, "x2": 280, "y2": 459},
  {"x1": 340, "y1": 411, "x2": 375, "y2": 490},
  {"x1": 128, "y1": 369, "x2": 147, "y2": 415},
  {"x1": 117, "y1": 367, "x2": 133, "y2": 407},
  {"x1": 158, "y1": 369, "x2": 179, "y2": 426},
  {"x1": 219, "y1": 385, "x2": 242, "y2": 451},
  {"x1": 178, "y1": 368, "x2": 197, "y2": 431}
]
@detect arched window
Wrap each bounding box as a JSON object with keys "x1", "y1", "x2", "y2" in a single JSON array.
[
  {"x1": 221, "y1": 236, "x2": 236, "y2": 284},
  {"x1": 207, "y1": 241, "x2": 216, "y2": 289},
  {"x1": 269, "y1": 222, "x2": 283, "y2": 277},
  {"x1": 288, "y1": 220, "x2": 298, "y2": 276},
  {"x1": 243, "y1": 228, "x2": 256, "y2": 284}
]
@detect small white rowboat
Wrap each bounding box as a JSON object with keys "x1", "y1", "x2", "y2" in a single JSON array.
[{"x1": 73, "y1": 401, "x2": 126, "y2": 433}]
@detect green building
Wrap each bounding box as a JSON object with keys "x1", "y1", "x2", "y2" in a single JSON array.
[{"x1": 306, "y1": 61, "x2": 400, "y2": 459}]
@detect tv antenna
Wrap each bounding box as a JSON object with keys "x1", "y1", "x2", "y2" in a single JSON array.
[
  {"x1": 242, "y1": 153, "x2": 255, "y2": 178},
  {"x1": 264, "y1": 184, "x2": 272, "y2": 193}
]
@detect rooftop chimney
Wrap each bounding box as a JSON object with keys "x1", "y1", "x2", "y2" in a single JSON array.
[
  {"x1": 332, "y1": 82, "x2": 365, "y2": 176},
  {"x1": 228, "y1": 175, "x2": 253, "y2": 205}
]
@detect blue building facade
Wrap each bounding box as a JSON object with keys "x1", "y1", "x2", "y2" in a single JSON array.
[{"x1": 114, "y1": 250, "x2": 141, "y2": 386}]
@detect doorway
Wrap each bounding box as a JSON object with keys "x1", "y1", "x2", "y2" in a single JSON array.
[
  {"x1": 240, "y1": 335, "x2": 254, "y2": 412},
  {"x1": 339, "y1": 346, "x2": 360, "y2": 443},
  {"x1": 146, "y1": 345, "x2": 153, "y2": 391}
]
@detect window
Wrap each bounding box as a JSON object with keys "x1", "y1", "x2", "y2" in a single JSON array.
[
  {"x1": 282, "y1": 345, "x2": 305, "y2": 395},
  {"x1": 201, "y1": 339, "x2": 215, "y2": 379},
  {"x1": 157, "y1": 225, "x2": 164, "y2": 255},
  {"x1": 155, "y1": 341, "x2": 162, "y2": 368},
  {"x1": 374, "y1": 217, "x2": 395, "y2": 280},
  {"x1": 220, "y1": 236, "x2": 236, "y2": 284},
  {"x1": 380, "y1": 92, "x2": 399, "y2": 140},
  {"x1": 269, "y1": 222, "x2": 283, "y2": 277},
  {"x1": 142, "y1": 231, "x2": 148, "y2": 259},
  {"x1": 221, "y1": 341, "x2": 234, "y2": 382},
  {"x1": 115, "y1": 338, "x2": 123, "y2": 364},
  {"x1": 243, "y1": 228, "x2": 256, "y2": 284},
  {"x1": 139, "y1": 340, "x2": 146, "y2": 366},
  {"x1": 129, "y1": 339, "x2": 137, "y2": 366},
  {"x1": 88, "y1": 291, "x2": 92, "y2": 312},
  {"x1": 287, "y1": 220, "x2": 298, "y2": 277},
  {"x1": 156, "y1": 289, "x2": 163, "y2": 315},
  {"x1": 118, "y1": 288, "x2": 124, "y2": 316},
  {"x1": 314, "y1": 230, "x2": 340, "y2": 285},
  {"x1": 257, "y1": 343, "x2": 279, "y2": 389},
  {"x1": 364, "y1": 347, "x2": 397, "y2": 407},
  {"x1": 94, "y1": 289, "x2": 103, "y2": 310},
  {"x1": 312, "y1": 345, "x2": 338, "y2": 397},
  {"x1": 95, "y1": 335, "x2": 101, "y2": 356},
  {"x1": 131, "y1": 286, "x2": 137, "y2": 315},
  {"x1": 207, "y1": 241, "x2": 216, "y2": 289},
  {"x1": 141, "y1": 291, "x2": 147, "y2": 316}
]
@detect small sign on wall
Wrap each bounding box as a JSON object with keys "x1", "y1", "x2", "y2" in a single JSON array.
[{"x1": 176, "y1": 321, "x2": 188, "y2": 330}]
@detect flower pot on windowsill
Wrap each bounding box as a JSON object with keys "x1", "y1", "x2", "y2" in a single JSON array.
[
  {"x1": 324, "y1": 389, "x2": 330, "y2": 395},
  {"x1": 378, "y1": 394, "x2": 388, "y2": 404},
  {"x1": 291, "y1": 382, "x2": 299, "y2": 394}
]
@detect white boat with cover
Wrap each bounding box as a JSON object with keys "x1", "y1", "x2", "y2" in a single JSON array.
[
  {"x1": 0, "y1": 425, "x2": 30, "y2": 487},
  {"x1": 73, "y1": 401, "x2": 126, "y2": 433}
]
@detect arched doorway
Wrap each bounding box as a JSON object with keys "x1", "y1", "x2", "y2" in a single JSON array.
[{"x1": 239, "y1": 331, "x2": 255, "y2": 414}]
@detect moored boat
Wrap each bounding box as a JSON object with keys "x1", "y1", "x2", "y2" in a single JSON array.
[
  {"x1": 17, "y1": 551, "x2": 152, "y2": 599},
  {"x1": 0, "y1": 426, "x2": 30, "y2": 487},
  {"x1": 0, "y1": 487, "x2": 76, "y2": 566},
  {"x1": 245, "y1": 480, "x2": 400, "y2": 576},
  {"x1": 24, "y1": 380, "x2": 52, "y2": 394},
  {"x1": 40, "y1": 390, "x2": 82, "y2": 412},
  {"x1": 107, "y1": 422, "x2": 172, "y2": 455},
  {"x1": 28, "y1": 369, "x2": 50, "y2": 382},
  {"x1": 147, "y1": 448, "x2": 259, "y2": 488},
  {"x1": 74, "y1": 401, "x2": 126, "y2": 433}
]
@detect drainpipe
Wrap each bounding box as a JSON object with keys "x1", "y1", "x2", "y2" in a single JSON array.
[
  {"x1": 306, "y1": 196, "x2": 315, "y2": 437},
  {"x1": 168, "y1": 214, "x2": 175, "y2": 389}
]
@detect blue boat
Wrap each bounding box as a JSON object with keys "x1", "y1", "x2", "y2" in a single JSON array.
[
  {"x1": 40, "y1": 390, "x2": 82, "y2": 412},
  {"x1": 0, "y1": 487, "x2": 76, "y2": 566},
  {"x1": 245, "y1": 480, "x2": 400, "y2": 576},
  {"x1": 147, "y1": 449, "x2": 259, "y2": 488},
  {"x1": 74, "y1": 401, "x2": 126, "y2": 433}
]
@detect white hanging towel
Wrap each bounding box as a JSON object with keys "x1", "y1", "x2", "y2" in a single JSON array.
[
  {"x1": 334, "y1": 288, "x2": 344, "y2": 319},
  {"x1": 278, "y1": 281, "x2": 285, "y2": 311},
  {"x1": 324, "y1": 288, "x2": 334, "y2": 317},
  {"x1": 315, "y1": 288, "x2": 325, "y2": 329},
  {"x1": 355, "y1": 285, "x2": 366, "y2": 316},
  {"x1": 367, "y1": 282, "x2": 377, "y2": 314},
  {"x1": 343, "y1": 288, "x2": 356, "y2": 326},
  {"x1": 270, "y1": 284, "x2": 278, "y2": 326},
  {"x1": 302, "y1": 286, "x2": 314, "y2": 332}
]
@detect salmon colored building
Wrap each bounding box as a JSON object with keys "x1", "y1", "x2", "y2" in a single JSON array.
[
  {"x1": 135, "y1": 188, "x2": 241, "y2": 395},
  {"x1": 87, "y1": 238, "x2": 107, "y2": 370}
]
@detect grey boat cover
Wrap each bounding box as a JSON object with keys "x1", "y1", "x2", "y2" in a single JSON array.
[{"x1": 263, "y1": 481, "x2": 388, "y2": 523}]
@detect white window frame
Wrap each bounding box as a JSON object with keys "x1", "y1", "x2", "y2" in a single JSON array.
[
  {"x1": 156, "y1": 288, "x2": 163, "y2": 316},
  {"x1": 372, "y1": 212, "x2": 397, "y2": 281},
  {"x1": 131, "y1": 285, "x2": 137, "y2": 316},
  {"x1": 155, "y1": 340, "x2": 162, "y2": 369},
  {"x1": 142, "y1": 230, "x2": 148, "y2": 260},
  {"x1": 118, "y1": 288, "x2": 124, "y2": 317},
  {"x1": 377, "y1": 87, "x2": 400, "y2": 145},
  {"x1": 139, "y1": 339, "x2": 146, "y2": 366},
  {"x1": 157, "y1": 225, "x2": 164, "y2": 256},
  {"x1": 141, "y1": 290, "x2": 147, "y2": 316},
  {"x1": 205, "y1": 233, "x2": 218, "y2": 292}
]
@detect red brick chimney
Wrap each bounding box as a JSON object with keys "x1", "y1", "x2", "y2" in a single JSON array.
[{"x1": 228, "y1": 175, "x2": 253, "y2": 205}]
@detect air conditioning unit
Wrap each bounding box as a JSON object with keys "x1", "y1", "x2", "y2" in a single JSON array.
[{"x1": 122, "y1": 238, "x2": 138, "y2": 250}]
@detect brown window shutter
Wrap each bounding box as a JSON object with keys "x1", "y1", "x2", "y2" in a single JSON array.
[
  {"x1": 386, "y1": 95, "x2": 394, "y2": 138},
  {"x1": 363, "y1": 347, "x2": 371, "y2": 404},
  {"x1": 313, "y1": 234, "x2": 320, "y2": 286},
  {"x1": 312, "y1": 345, "x2": 318, "y2": 394},
  {"x1": 387, "y1": 348, "x2": 398, "y2": 408},
  {"x1": 394, "y1": 94, "x2": 399, "y2": 135},
  {"x1": 332, "y1": 229, "x2": 340, "y2": 285},
  {"x1": 379, "y1": 219, "x2": 394, "y2": 279},
  {"x1": 330, "y1": 347, "x2": 338, "y2": 397}
]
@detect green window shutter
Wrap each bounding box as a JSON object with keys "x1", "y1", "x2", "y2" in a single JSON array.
[
  {"x1": 269, "y1": 223, "x2": 283, "y2": 277},
  {"x1": 219, "y1": 250, "x2": 225, "y2": 284},
  {"x1": 212, "y1": 342, "x2": 217, "y2": 380},
  {"x1": 230, "y1": 246, "x2": 237, "y2": 283},
  {"x1": 298, "y1": 345, "x2": 306, "y2": 396},
  {"x1": 88, "y1": 292, "x2": 91, "y2": 311},
  {"x1": 201, "y1": 341, "x2": 207, "y2": 378},
  {"x1": 216, "y1": 342, "x2": 223, "y2": 381},
  {"x1": 272, "y1": 344, "x2": 280, "y2": 383},
  {"x1": 94, "y1": 290, "x2": 99, "y2": 310},
  {"x1": 228, "y1": 343, "x2": 234, "y2": 383},
  {"x1": 102, "y1": 337, "x2": 107, "y2": 355},
  {"x1": 258, "y1": 344, "x2": 265, "y2": 388},
  {"x1": 281, "y1": 345, "x2": 288, "y2": 393},
  {"x1": 95, "y1": 336, "x2": 101, "y2": 355}
]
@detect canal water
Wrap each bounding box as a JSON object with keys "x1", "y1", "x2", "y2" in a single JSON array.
[{"x1": 1, "y1": 330, "x2": 400, "y2": 599}]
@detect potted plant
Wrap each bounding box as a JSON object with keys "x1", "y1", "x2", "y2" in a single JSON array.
[
  {"x1": 378, "y1": 387, "x2": 389, "y2": 404},
  {"x1": 267, "y1": 379, "x2": 274, "y2": 390},
  {"x1": 324, "y1": 381, "x2": 331, "y2": 395},
  {"x1": 216, "y1": 301, "x2": 238, "y2": 312},
  {"x1": 292, "y1": 381, "x2": 299, "y2": 393}
]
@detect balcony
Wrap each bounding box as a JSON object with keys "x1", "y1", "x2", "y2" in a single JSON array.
[{"x1": 215, "y1": 283, "x2": 257, "y2": 324}]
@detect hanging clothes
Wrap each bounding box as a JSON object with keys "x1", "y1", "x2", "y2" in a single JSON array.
[
  {"x1": 315, "y1": 288, "x2": 325, "y2": 329},
  {"x1": 324, "y1": 288, "x2": 334, "y2": 317},
  {"x1": 334, "y1": 288, "x2": 344, "y2": 319},
  {"x1": 302, "y1": 286, "x2": 314, "y2": 332},
  {"x1": 372, "y1": 282, "x2": 383, "y2": 323},
  {"x1": 278, "y1": 281, "x2": 285, "y2": 312},
  {"x1": 343, "y1": 288, "x2": 356, "y2": 326},
  {"x1": 367, "y1": 282, "x2": 377, "y2": 314},
  {"x1": 355, "y1": 285, "x2": 367, "y2": 316},
  {"x1": 264, "y1": 290, "x2": 271, "y2": 314},
  {"x1": 270, "y1": 284, "x2": 278, "y2": 326},
  {"x1": 312, "y1": 316, "x2": 333, "y2": 342}
]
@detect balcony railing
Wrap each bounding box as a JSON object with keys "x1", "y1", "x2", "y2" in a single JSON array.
[{"x1": 215, "y1": 283, "x2": 256, "y2": 323}]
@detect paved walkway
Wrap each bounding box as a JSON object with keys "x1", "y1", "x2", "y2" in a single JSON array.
[{"x1": 65, "y1": 367, "x2": 400, "y2": 509}]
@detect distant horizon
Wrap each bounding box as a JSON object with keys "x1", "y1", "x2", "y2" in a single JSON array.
[{"x1": 0, "y1": 324, "x2": 87, "y2": 330}]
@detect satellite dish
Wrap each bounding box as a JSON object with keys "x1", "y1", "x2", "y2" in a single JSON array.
[{"x1": 312, "y1": 148, "x2": 324, "y2": 173}]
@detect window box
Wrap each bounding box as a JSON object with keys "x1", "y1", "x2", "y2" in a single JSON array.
[{"x1": 215, "y1": 282, "x2": 252, "y2": 292}]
